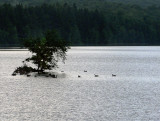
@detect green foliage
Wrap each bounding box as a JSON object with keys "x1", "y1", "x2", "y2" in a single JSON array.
[
  {"x1": 0, "y1": 0, "x2": 159, "y2": 7},
  {"x1": 13, "y1": 64, "x2": 36, "y2": 75},
  {"x1": 15, "y1": 30, "x2": 69, "y2": 74},
  {"x1": 69, "y1": 25, "x2": 82, "y2": 45},
  {"x1": 1, "y1": 3, "x2": 160, "y2": 46}
]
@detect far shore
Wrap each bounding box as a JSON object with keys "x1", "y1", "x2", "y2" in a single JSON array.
[
  {"x1": 1, "y1": 46, "x2": 160, "y2": 51},
  {"x1": 0, "y1": 47, "x2": 27, "y2": 51}
]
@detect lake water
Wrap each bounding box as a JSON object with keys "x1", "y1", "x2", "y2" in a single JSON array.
[{"x1": 0, "y1": 46, "x2": 160, "y2": 120}]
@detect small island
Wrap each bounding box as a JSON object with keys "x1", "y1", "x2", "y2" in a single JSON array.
[{"x1": 12, "y1": 30, "x2": 70, "y2": 77}]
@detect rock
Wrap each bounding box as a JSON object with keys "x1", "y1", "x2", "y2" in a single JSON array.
[
  {"x1": 45, "y1": 75, "x2": 49, "y2": 77},
  {"x1": 12, "y1": 73, "x2": 16, "y2": 76},
  {"x1": 27, "y1": 74, "x2": 31, "y2": 77},
  {"x1": 51, "y1": 74, "x2": 57, "y2": 78}
]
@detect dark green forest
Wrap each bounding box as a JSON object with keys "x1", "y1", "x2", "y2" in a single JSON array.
[
  {"x1": 1, "y1": 2, "x2": 160, "y2": 46},
  {"x1": 1, "y1": 0, "x2": 160, "y2": 7}
]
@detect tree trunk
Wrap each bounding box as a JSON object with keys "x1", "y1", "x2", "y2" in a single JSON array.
[{"x1": 37, "y1": 63, "x2": 40, "y2": 74}]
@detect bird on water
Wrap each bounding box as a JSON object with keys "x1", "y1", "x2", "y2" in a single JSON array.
[
  {"x1": 94, "y1": 74, "x2": 99, "y2": 77},
  {"x1": 112, "y1": 74, "x2": 116, "y2": 77}
]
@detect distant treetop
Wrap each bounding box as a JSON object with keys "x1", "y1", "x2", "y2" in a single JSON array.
[{"x1": 0, "y1": 0, "x2": 159, "y2": 7}]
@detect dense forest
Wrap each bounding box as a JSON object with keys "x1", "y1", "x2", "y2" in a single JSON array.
[
  {"x1": 0, "y1": 0, "x2": 160, "y2": 7},
  {"x1": 1, "y1": 2, "x2": 160, "y2": 46}
]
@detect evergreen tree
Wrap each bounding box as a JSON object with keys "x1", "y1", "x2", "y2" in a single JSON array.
[
  {"x1": 0, "y1": 3, "x2": 160, "y2": 46},
  {"x1": 70, "y1": 25, "x2": 82, "y2": 45}
]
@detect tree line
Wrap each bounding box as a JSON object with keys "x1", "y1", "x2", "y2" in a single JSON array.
[
  {"x1": 1, "y1": 0, "x2": 160, "y2": 7},
  {"x1": 1, "y1": 3, "x2": 160, "y2": 46}
]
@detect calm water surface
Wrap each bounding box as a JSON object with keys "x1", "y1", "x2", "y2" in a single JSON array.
[{"x1": 0, "y1": 46, "x2": 160, "y2": 120}]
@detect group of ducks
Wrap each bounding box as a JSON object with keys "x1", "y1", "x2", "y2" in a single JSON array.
[
  {"x1": 12, "y1": 70, "x2": 116, "y2": 78},
  {"x1": 77, "y1": 70, "x2": 116, "y2": 78}
]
